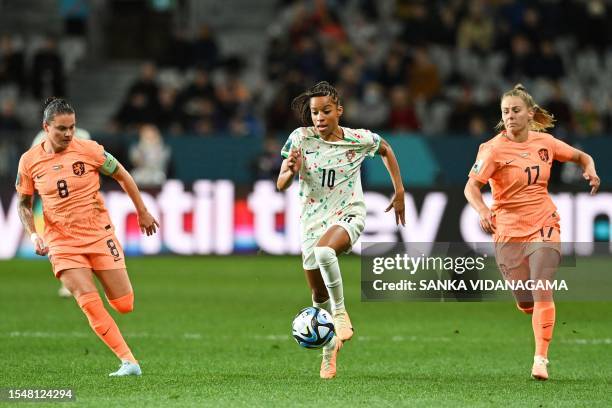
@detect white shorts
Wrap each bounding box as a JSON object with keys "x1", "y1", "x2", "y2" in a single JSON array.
[{"x1": 301, "y1": 216, "x2": 365, "y2": 270}]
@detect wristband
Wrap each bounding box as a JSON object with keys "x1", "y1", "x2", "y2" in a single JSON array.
[{"x1": 30, "y1": 233, "x2": 40, "y2": 244}]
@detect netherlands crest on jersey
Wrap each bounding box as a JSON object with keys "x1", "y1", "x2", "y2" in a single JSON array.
[
  {"x1": 345, "y1": 150, "x2": 356, "y2": 161},
  {"x1": 538, "y1": 148, "x2": 549, "y2": 162},
  {"x1": 72, "y1": 161, "x2": 85, "y2": 176}
]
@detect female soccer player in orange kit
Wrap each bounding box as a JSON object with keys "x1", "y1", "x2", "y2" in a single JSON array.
[
  {"x1": 464, "y1": 84, "x2": 600, "y2": 380},
  {"x1": 16, "y1": 98, "x2": 160, "y2": 377}
]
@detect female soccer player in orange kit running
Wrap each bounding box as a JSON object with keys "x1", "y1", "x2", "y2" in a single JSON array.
[
  {"x1": 16, "y1": 98, "x2": 160, "y2": 377},
  {"x1": 464, "y1": 84, "x2": 600, "y2": 380}
]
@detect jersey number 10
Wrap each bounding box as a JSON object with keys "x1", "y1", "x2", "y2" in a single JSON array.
[{"x1": 321, "y1": 169, "x2": 336, "y2": 188}]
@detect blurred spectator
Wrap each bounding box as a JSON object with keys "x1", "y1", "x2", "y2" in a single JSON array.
[
  {"x1": 129, "y1": 124, "x2": 171, "y2": 188},
  {"x1": 344, "y1": 81, "x2": 389, "y2": 129},
  {"x1": 0, "y1": 34, "x2": 26, "y2": 94},
  {"x1": 544, "y1": 83, "x2": 574, "y2": 135},
  {"x1": 396, "y1": 1, "x2": 436, "y2": 46},
  {"x1": 0, "y1": 99, "x2": 23, "y2": 132},
  {"x1": 388, "y1": 86, "x2": 419, "y2": 131},
  {"x1": 457, "y1": 0, "x2": 495, "y2": 54},
  {"x1": 112, "y1": 92, "x2": 158, "y2": 132},
  {"x1": 127, "y1": 62, "x2": 159, "y2": 104},
  {"x1": 31, "y1": 36, "x2": 66, "y2": 99},
  {"x1": 155, "y1": 86, "x2": 182, "y2": 134},
  {"x1": 447, "y1": 86, "x2": 477, "y2": 134},
  {"x1": 408, "y1": 47, "x2": 440, "y2": 102},
  {"x1": 252, "y1": 138, "x2": 282, "y2": 181},
  {"x1": 192, "y1": 24, "x2": 219, "y2": 70},
  {"x1": 468, "y1": 115, "x2": 488, "y2": 140},
  {"x1": 159, "y1": 29, "x2": 192, "y2": 71},
  {"x1": 503, "y1": 34, "x2": 535, "y2": 80},
  {"x1": 530, "y1": 40, "x2": 565, "y2": 80},
  {"x1": 574, "y1": 98, "x2": 603, "y2": 137},
  {"x1": 216, "y1": 70, "x2": 251, "y2": 124}
]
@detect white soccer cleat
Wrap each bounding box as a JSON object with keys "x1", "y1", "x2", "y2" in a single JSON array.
[
  {"x1": 109, "y1": 360, "x2": 142, "y2": 377},
  {"x1": 531, "y1": 355, "x2": 549, "y2": 381}
]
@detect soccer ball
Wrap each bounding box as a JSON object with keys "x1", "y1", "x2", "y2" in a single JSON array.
[{"x1": 291, "y1": 306, "x2": 335, "y2": 349}]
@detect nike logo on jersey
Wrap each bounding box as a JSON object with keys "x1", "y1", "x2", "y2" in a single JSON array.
[
  {"x1": 305, "y1": 150, "x2": 316, "y2": 154},
  {"x1": 505, "y1": 159, "x2": 516, "y2": 165},
  {"x1": 36, "y1": 174, "x2": 43, "y2": 179},
  {"x1": 102, "y1": 327, "x2": 111, "y2": 336}
]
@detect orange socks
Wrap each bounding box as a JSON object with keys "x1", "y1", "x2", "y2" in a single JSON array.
[
  {"x1": 77, "y1": 291, "x2": 136, "y2": 363},
  {"x1": 108, "y1": 292, "x2": 134, "y2": 314},
  {"x1": 532, "y1": 301, "x2": 555, "y2": 358}
]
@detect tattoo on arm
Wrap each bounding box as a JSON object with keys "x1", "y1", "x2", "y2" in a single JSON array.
[{"x1": 17, "y1": 193, "x2": 35, "y2": 236}]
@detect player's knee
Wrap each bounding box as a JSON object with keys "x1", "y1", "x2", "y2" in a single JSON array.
[
  {"x1": 314, "y1": 246, "x2": 337, "y2": 267},
  {"x1": 109, "y1": 292, "x2": 134, "y2": 314},
  {"x1": 516, "y1": 302, "x2": 534, "y2": 314}
]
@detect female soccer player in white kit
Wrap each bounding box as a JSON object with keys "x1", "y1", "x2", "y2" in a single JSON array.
[{"x1": 277, "y1": 82, "x2": 406, "y2": 379}]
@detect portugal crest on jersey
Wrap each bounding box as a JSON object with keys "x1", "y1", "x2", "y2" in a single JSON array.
[
  {"x1": 538, "y1": 148, "x2": 549, "y2": 162},
  {"x1": 72, "y1": 161, "x2": 85, "y2": 176},
  {"x1": 345, "y1": 150, "x2": 356, "y2": 161}
]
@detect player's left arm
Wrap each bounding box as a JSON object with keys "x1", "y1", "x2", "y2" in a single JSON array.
[
  {"x1": 554, "y1": 139, "x2": 600, "y2": 195},
  {"x1": 377, "y1": 138, "x2": 405, "y2": 226},
  {"x1": 109, "y1": 163, "x2": 160, "y2": 236}
]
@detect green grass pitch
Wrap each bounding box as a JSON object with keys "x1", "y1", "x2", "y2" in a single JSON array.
[{"x1": 1, "y1": 256, "x2": 611, "y2": 407}]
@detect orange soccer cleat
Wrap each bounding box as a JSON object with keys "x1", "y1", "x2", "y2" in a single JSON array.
[
  {"x1": 333, "y1": 309, "x2": 354, "y2": 342},
  {"x1": 320, "y1": 337, "x2": 343, "y2": 379}
]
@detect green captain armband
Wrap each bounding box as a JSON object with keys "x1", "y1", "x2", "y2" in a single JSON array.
[{"x1": 100, "y1": 151, "x2": 119, "y2": 176}]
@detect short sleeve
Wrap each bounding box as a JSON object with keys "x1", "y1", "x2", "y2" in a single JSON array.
[
  {"x1": 15, "y1": 154, "x2": 34, "y2": 195},
  {"x1": 281, "y1": 128, "x2": 303, "y2": 158},
  {"x1": 552, "y1": 138, "x2": 575, "y2": 163},
  {"x1": 84, "y1": 140, "x2": 119, "y2": 175},
  {"x1": 363, "y1": 130, "x2": 382, "y2": 157},
  {"x1": 468, "y1": 143, "x2": 497, "y2": 184}
]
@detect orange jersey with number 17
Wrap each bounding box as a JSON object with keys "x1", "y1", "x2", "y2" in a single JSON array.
[
  {"x1": 468, "y1": 131, "x2": 575, "y2": 237},
  {"x1": 15, "y1": 138, "x2": 119, "y2": 251}
]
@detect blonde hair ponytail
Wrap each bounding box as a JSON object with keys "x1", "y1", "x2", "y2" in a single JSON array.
[{"x1": 495, "y1": 84, "x2": 555, "y2": 132}]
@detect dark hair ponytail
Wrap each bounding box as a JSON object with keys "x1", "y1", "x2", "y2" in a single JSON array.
[
  {"x1": 43, "y1": 97, "x2": 75, "y2": 124},
  {"x1": 291, "y1": 81, "x2": 341, "y2": 126}
]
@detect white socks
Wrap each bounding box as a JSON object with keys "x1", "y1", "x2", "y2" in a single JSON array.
[{"x1": 313, "y1": 246, "x2": 345, "y2": 312}]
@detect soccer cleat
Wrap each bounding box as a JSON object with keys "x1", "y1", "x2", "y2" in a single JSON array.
[
  {"x1": 531, "y1": 355, "x2": 549, "y2": 381},
  {"x1": 320, "y1": 337, "x2": 342, "y2": 379},
  {"x1": 333, "y1": 309, "x2": 353, "y2": 341},
  {"x1": 109, "y1": 360, "x2": 142, "y2": 377}
]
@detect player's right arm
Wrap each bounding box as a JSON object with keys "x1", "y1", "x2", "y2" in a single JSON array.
[
  {"x1": 277, "y1": 149, "x2": 302, "y2": 191},
  {"x1": 17, "y1": 193, "x2": 48, "y2": 255},
  {"x1": 464, "y1": 178, "x2": 495, "y2": 234}
]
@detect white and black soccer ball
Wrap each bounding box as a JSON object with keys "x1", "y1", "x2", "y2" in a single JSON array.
[{"x1": 291, "y1": 306, "x2": 335, "y2": 349}]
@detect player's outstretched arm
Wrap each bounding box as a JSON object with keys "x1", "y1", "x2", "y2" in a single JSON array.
[
  {"x1": 464, "y1": 178, "x2": 496, "y2": 234},
  {"x1": 378, "y1": 138, "x2": 405, "y2": 226},
  {"x1": 17, "y1": 192, "x2": 48, "y2": 255},
  {"x1": 277, "y1": 149, "x2": 302, "y2": 191},
  {"x1": 570, "y1": 149, "x2": 600, "y2": 195},
  {"x1": 110, "y1": 164, "x2": 160, "y2": 236}
]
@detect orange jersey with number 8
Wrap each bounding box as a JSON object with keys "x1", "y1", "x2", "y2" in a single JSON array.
[
  {"x1": 16, "y1": 138, "x2": 119, "y2": 250},
  {"x1": 468, "y1": 131, "x2": 575, "y2": 237}
]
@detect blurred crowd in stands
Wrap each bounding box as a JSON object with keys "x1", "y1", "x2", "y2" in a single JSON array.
[{"x1": 1, "y1": 0, "x2": 612, "y2": 184}]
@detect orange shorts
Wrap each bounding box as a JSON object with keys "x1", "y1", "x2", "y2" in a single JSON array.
[
  {"x1": 494, "y1": 214, "x2": 561, "y2": 271},
  {"x1": 48, "y1": 234, "x2": 126, "y2": 277}
]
